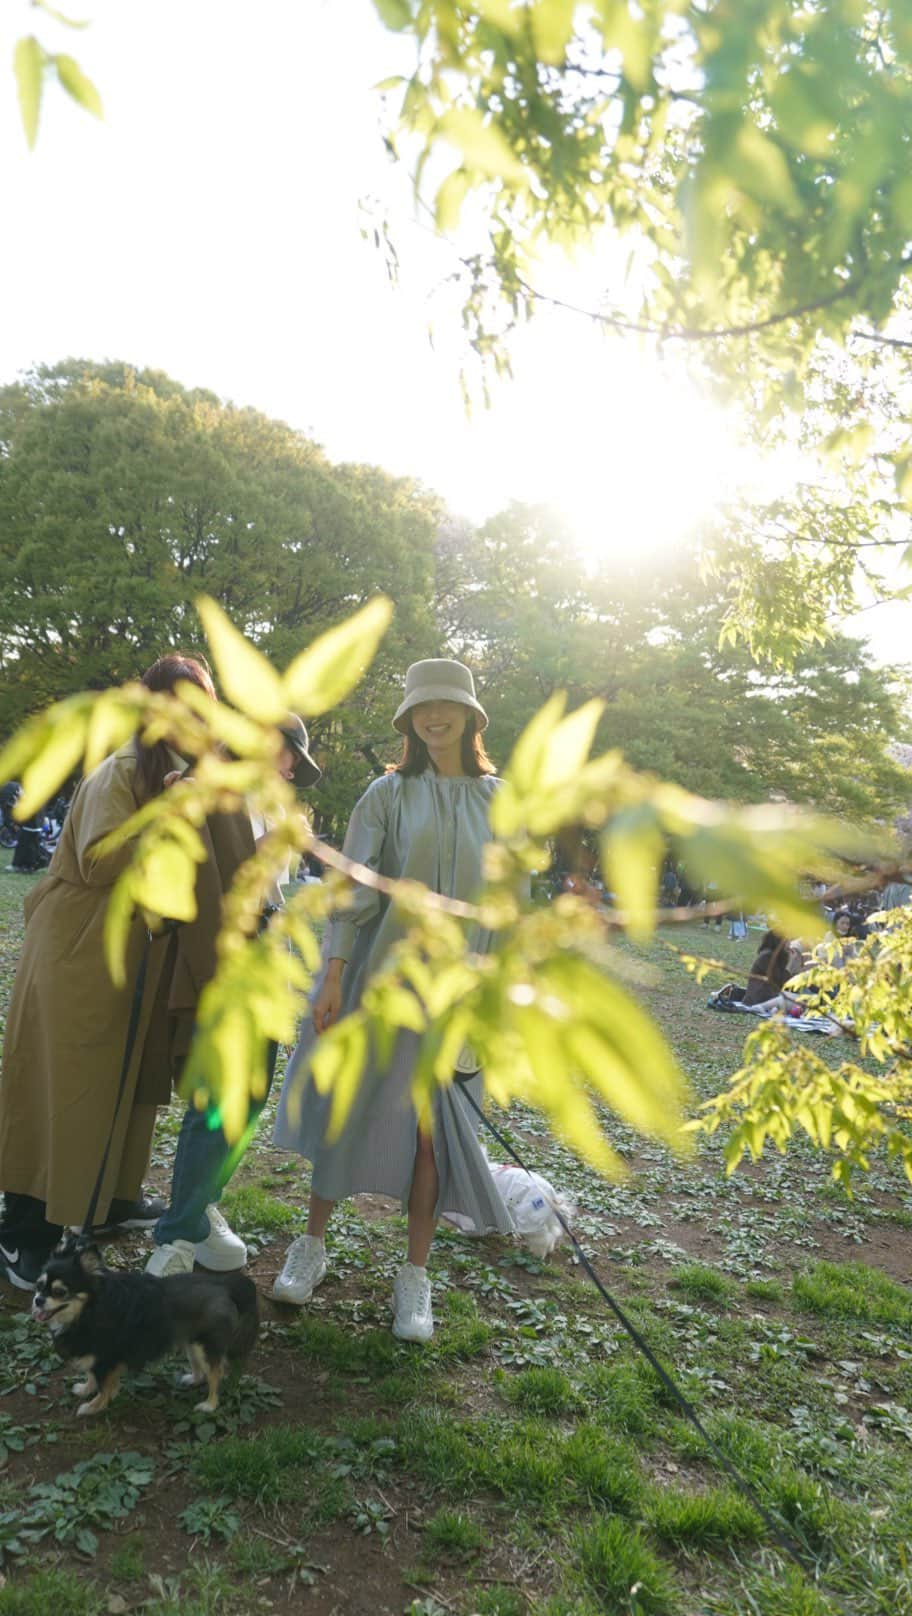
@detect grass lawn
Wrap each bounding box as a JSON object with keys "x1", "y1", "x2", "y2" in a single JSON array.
[{"x1": 1, "y1": 866, "x2": 912, "y2": 1615}]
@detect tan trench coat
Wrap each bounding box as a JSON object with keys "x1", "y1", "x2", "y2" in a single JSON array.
[{"x1": 0, "y1": 743, "x2": 254, "y2": 1226}]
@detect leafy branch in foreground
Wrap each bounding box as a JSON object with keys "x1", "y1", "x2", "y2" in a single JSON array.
[
  {"x1": 13, "y1": 3, "x2": 102, "y2": 149},
  {"x1": 0, "y1": 597, "x2": 888, "y2": 1182},
  {"x1": 696, "y1": 910, "x2": 912, "y2": 1189},
  {"x1": 372, "y1": 2, "x2": 912, "y2": 373}
]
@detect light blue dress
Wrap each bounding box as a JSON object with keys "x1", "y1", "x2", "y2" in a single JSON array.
[{"x1": 273, "y1": 771, "x2": 514, "y2": 1232}]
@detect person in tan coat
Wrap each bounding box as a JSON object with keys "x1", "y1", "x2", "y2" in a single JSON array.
[{"x1": 0, "y1": 654, "x2": 255, "y2": 1289}]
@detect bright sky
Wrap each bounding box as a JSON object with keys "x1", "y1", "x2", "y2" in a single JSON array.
[{"x1": 2, "y1": 0, "x2": 908, "y2": 665}]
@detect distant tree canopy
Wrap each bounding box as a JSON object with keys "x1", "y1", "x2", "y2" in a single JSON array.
[
  {"x1": 1, "y1": 362, "x2": 907, "y2": 833},
  {"x1": 0, "y1": 361, "x2": 439, "y2": 829}
]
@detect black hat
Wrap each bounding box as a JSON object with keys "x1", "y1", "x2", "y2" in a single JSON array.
[{"x1": 279, "y1": 713, "x2": 321, "y2": 787}]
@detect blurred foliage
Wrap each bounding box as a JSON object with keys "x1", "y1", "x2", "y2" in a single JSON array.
[
  {"x1": 12, "y1": 1, "x2": 102, "y2": 147},
  {"x1": 371, "y1": 1, "x2": 912, "y2": 365},
  {"x1": 367, "y1": 0, "x2": 912, "y2": 660}
]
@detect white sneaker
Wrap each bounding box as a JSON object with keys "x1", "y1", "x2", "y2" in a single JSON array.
[
  {"x1": 271, "y1": 1234, "x2": 327, "y2": 1305},
  {"x1": 194, "y1": 1205, "x2": 247, "y2": 1272},
  {"x1": 392, "y1": 1262, "x2": 434, "y2": 1343},
  {"x1": 145, "y1": 1240, "x2": 195, "y2": 1277}
]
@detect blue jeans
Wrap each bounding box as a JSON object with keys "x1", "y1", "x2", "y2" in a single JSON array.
[{"x1": 154, "y1": 1040, "x2": 279, "y2": 1247}]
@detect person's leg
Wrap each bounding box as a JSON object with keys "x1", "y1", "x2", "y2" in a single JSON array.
[
  {"x1": 153, "y1": 1103, "x2": 223, "y2": 1249},
  {"x1": 392, "y1": 1127, "x2": 437, "y2": 1343},
  {"x1": 154, "y1": 1040, "x2": 281, "y2": 1258},
  {"x1": 406, "y1": 1126, "x2": 439, "y2": 1267},
  {"x1": 307, "y1": 1194, "x2": 334, "y2": 1239}
]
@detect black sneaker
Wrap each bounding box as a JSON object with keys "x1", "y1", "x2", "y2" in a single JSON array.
[
  {"x1": 91, "y1": 1194, "x2": 168, "y2": 1233},
  {"x1": 0, "y1": 1240, "x2": 51, "y2": 1291}
]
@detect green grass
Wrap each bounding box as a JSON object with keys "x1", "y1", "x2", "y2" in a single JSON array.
[
  {"x1": 571, "y1": 1517, "x2": 676, "y2": 1614},
  {"x1": 472, "y1": 1588, "x2": 528, "y2": 1616},
  {"x1": 645, "y1": 1484, "x2": 764, "y2": 1546},
  {"x1": 291, "y1": 1316, "x2": 400, "y2": 1375},
  {"x1": 579, "y1": 1359, "x2": 664, "y2": 1437},
  {"x1": 108, "y1": 1534, "x2": 146, "y2": 1581},
  {"x1": 718, "y1": 1566, "x2": 843, "y2": 1616},
  {"x1": 745, "y1": 1277, "x2": 785, "y2": 1302},
  {"x1": 792, "y1": 1261, "x2": 912, "y2": 1331},
  {"x1": 218, "y1": 1183, "x2": 300, "y2": 1234},
  {"x1": 671, "y1": 1261, "x2": 737, "y2": 1305},
  {"x1": 432, "y1": 1291, "x2": 495, "y2": 1362},
  {"x1": 0, "y1": 1572, "x2": 102, "y2": 1616},
  {"x1": 424, "y1": 1507, "x2": 487, "y2": 1556},
  {"x1": 501, "y1": 1365, "x2": 580, "y2": 1416},
  {"x1": 190, "y1": 1425, "x2": 329, "y2": 1508}
]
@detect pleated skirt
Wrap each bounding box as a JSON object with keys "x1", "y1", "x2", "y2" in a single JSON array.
[{"x1": 273, "y1": 1026, "x2": 514, "y2": 1235}]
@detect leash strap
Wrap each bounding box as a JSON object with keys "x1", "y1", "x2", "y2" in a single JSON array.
[
  {"x1": 456, "y1": 1081, "x2": 811, "y2": 1573},
  {"x1": 80, "y1": 929, "x2": 153, "y2": 1235}
]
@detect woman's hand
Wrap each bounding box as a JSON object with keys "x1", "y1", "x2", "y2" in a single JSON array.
[{"x1": 312, "y1": 959, "x2": 345, "y2": 1035}]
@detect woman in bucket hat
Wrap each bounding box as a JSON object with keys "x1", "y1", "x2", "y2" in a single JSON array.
[{"x1": 272, "y1": 659, "x2": 513, "y2": 1341}]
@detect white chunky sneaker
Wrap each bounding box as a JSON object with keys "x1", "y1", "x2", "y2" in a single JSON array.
[
  {"x1": 145, "y1": 1240, "x2": 195, "y2": 1277},
  {"x1": 194, "y1": 1205, "x2": 247, "y2": 1272},
  {"x1": 392, "y1": 1262, "x2": 434, "y2": 1343},
  {"x1": 271, "y1": 1234, "x2": 327, "y2": 1305}
]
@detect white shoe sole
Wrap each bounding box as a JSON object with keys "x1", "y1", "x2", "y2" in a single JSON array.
[
  {"x1": 194, "y1": 1246, "x2": 247, "y2": 1273},
  {"x1": 392, "y1": 1317, "x2": 434, "y2": 1343}
]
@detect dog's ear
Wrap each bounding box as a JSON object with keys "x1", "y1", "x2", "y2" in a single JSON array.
[{"x1": 74, "y1": 1240, "x2": 106, "y2": 1276}]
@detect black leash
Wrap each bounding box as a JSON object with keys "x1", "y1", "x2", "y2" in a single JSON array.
[
  {"x1": 456, "y1": 1082, "x2": 813, "y2": 1575},
  {"x1": 80, "y1": 929, "x2": 154, "y2": 1235}
]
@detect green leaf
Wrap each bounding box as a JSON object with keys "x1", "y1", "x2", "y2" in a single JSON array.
[
  {"x1": 131, "y1": 838, "x2": 200, "y2": 924},
  {"x1": 196, "y1": 596, "x2": 286, "y2": 722},
  {"x1": 311, "y1": 1016, "x2": 369, "y2": 1139},
  {"x1": 373, "y1": 0, "x2": 411, "y2": 28},
  {"x1": 602, "y1": 804, "x2": 664, "y2": 941},
  {"x1": 729, "y1": 123, "x2": 801, "y2": 214},
  {"x1": 14, "y1": 37, "x2": 44, "y2": 149},
  {"x1": 103, "y1": 878, "x2": 135, "y2": 989},
  {"x1": 17, "y1": 713, "x2": 88, "y2": 819},
  {"x1": 511, "y1": 1005, "x2": 624, "y2": 1176},
  {"x1": 476, "y1": 0, "x2": 521, "y2": 33},
  {"x1": 600, "y1": 1, "x2": 653, "y2": 91},
  {"x1": 435, "y1": 168, "x2": 471, "y2": 232},
  {"x1": 544, "y1": 956, "x2": 689, "y2": 1147},
  {"x1": 895, "y1": 458, "x2": 912, "y2": 508},
  {"x1": 34, "y1": 2, "x2": 90, "y2": 26},
  {"x1": 538, "y1": 700, "x2": 604, "y2": 791},
  {"x1": 206, "y1": 1008, "x2": 254, "y2": 1143},
  {"x1": 54, "y1": 52, "x2": 103, "y2": 118},
  {"x1": 437, "y1": 108, "x2": 527, "y2": 183},
  {"x1": 499, "y1": 692, "x2": 566, "y2": 802},
  {"x1": 83, "y1": 691, "x2": 143, "y2": 775},
  {"x1": 282, "y1": 596, "x2": 392, "y2": 717},
  {"x1": 530, "y1": 0, "x2": 576, "y2": 64}
]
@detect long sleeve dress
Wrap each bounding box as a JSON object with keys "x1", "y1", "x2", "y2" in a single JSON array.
[{"x1": 273, "y1": 770, "x2": 514, "y2": 1234}]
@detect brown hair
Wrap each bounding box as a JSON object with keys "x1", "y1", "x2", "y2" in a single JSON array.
[
  {"x1": 389, "y1": 708, "x2": 496, "y2": 778},
  {"x1": 135, "y1": 653, "x2": 217, "y2": 800}
]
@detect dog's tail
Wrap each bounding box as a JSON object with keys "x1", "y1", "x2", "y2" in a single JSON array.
[{"x1": 223, "y1": 1272, "x2": 259, "y2": 1360}]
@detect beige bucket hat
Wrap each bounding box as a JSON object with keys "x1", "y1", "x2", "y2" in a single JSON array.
[{"x1": 393, "y1": 659, "x2": 488, "y2": 733}]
